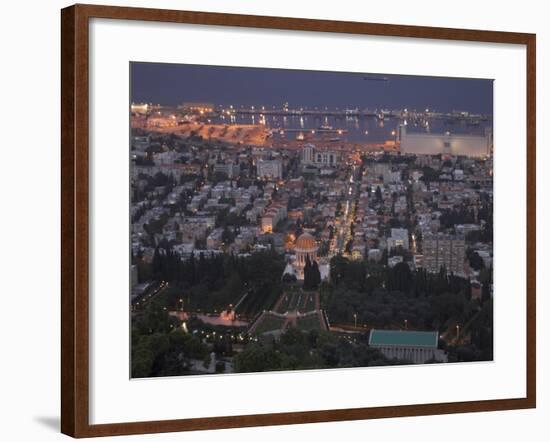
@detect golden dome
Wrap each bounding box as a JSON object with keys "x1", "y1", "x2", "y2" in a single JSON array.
[{"x1": 295, "y1": 232, "x2": 317, "y2": 250}]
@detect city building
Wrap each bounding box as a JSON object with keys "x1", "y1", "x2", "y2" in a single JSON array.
[
  {"x1": 261, "y1": 203, "x2": 287, "y2": 233},
  {"x1": 387, "y1": 228, "x2": 410, "y2": 251},
  {"x1": 413, "y1": 254, "x2": 424, "y2": 269},
  {"x1": 475, "y1": 250, "x2": 492, "y2": 268},
  {"x1": 154, "y1": 150, "x2": 180, "y2": 165},
  {"x1": 471, "y1": 281, "x2": 483, "y2": 300},
  {"x1": 302, "y1": 144, "x2": 315, "y2": 164},
  {"x1": 257, "y1": 159, "x2": 283, "y2": 180},
  {"x1": 423, "y1": 233, "x2": 466, "y2": 274},
  {"x1": 368, "y1": 248, "x2": 382, "y2": 262},
  {"x1": 213, "y1": 162, "x2": 241, "y2": 179},
  {"x1": 383, "y1": 169, "x2": 402, "y2": 184},
  {"x1": 369, "y1": 329, "x2": 448, "y2": 364},
  {"x1": 206, "y1": 228, "x2": 224, "y2": 249},
  {"x1": 131, "y1": 135, "x2": 150, "y2": 151},
  {"x1": 388, "y1": 255, "x2": 404, "y2": 268},
  {"x1": 399, "y1": 124, "x2": 492, "y2": 157},
  {"x1": 301, "y1": 144, "x2": 339, "y2": 167}
]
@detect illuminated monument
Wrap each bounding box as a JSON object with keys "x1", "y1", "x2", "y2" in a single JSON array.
[{"x1": 294, "y1": 232, "x2": 318, "y2": 278}]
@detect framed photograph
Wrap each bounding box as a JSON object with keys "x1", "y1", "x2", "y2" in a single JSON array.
[{"x1": 61, "y1": 3, "x2": 536, "y2": 437}]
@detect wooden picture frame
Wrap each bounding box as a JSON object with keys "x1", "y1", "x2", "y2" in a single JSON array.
[{"x1": 61, "y1": 3, "x2": 536, "y2": 437}]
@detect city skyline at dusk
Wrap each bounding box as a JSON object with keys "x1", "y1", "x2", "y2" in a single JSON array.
[
  {"x1": 131, "y1": 62, "x2": 494, "y2": 115},
  {"x1": 130, "y1": 63, "x2": 494, "y2": 378}
]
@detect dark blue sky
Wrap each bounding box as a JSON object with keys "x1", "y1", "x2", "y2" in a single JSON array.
[{"x1": 131, "y1": 62, "x2": 493, "y2": 115}]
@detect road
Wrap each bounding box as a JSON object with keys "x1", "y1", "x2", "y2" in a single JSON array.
[
  {"x1": 132, "y1": 281, "x2": 169, "y2": 310},
  {"x1": 329, "y1": 164, "x2": 362, "y2": 257}
]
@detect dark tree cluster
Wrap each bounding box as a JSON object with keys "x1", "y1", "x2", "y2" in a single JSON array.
[
  {"x1": 145, "y1": 248, "x2": 285, "y2": 316},
  {"x1": 419, "y1": 166, "x2": 440, "y2": 183},
  {"x1": 321, "y1": 255, "x2": 492, "y2": 363},
  {"x1": 303, "y1": 256, "x2": 321, "y2": 290},
  {"x1": 131, "y1": 301, "x2": 209, "y2": 378},
  {"x1": 466, "y1": 248, "x2": 485, "y2": 270},
  {"x1": 234, "y1": 328, "x2": 405, "y2": 373},
  {"x1": 439, "y1": 205, "x2": 476, "y2": 229}
]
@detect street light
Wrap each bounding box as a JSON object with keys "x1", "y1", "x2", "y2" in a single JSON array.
[
  {"x1": 404, "y1": 319, "x2": 408, "y2": 330},
  {"x1": 353, "y1": 313, "x2": 357, "y2": 328}
]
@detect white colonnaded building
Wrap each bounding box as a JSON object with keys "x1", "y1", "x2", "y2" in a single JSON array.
[{"x1": 369, "y1": 329, "x2": 448, "y2": 364}]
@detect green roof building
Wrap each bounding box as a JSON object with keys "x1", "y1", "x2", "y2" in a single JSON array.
[{"x1": 369, "y1": 329, "x2": 447, "y2": 364}]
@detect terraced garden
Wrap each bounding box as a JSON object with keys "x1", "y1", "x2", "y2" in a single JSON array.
[
  {"x1": 250, "y1": 312, "x2": 287, "y2": 335},
  {"x1": 296, "y1": 312, "x2": 324, "y2": 331}
]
